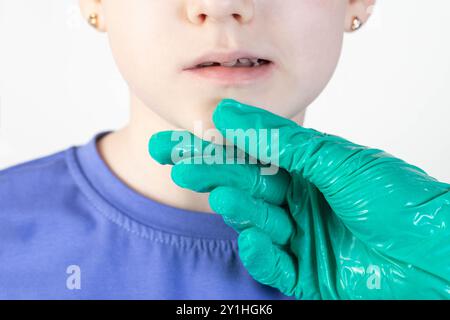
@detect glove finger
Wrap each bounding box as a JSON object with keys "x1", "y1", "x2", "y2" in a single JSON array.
[
  {"x1": 209, "y1": 186, "x2": 295, "y2": 245},
  {"x1": 171, "y1": 156, "x2": 290, "y2": 206},
  {"x1": 238, "y1": 227, "x2": 298, "y2": 298},
  {"x1": 149, "y1": 130, "x2": 251, "y2": 165},
  {"x1": 149, "y1": 130, "x2": 213, "y2": 165}
]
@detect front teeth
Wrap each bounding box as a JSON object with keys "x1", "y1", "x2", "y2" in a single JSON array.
[
  {"x1": 236, "y1": 58, "x2": 254, "y2": 67},
  {"x1": 197, "y1": 58, "x2": 264, "y2": 68},
  {"x1": 199, "y1": 62, "x2": 217, "y2": 67},
  {"x1": 221, "y1": 58, "x2": 259, "y2": 67},
  {"x1": 221, "y1": 60, "x2": 239, "y2": 67}
]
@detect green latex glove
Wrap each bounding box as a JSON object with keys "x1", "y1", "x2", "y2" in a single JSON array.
[{"x1": 148, "y1": 99, "x2": 450, "y2": 299}]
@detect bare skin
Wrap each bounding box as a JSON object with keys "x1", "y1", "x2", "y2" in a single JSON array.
[{"x1": 79, "y1": 0, "x2": 374, "y2": 213}]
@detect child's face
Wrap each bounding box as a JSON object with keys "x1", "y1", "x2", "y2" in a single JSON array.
[{"x1": 93, "y1": 0, "x2": 365, "y2": 131}]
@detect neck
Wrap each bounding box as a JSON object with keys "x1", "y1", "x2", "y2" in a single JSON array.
[{"x1": 97, "y1": 92, "x2": 306, "y2": 214}]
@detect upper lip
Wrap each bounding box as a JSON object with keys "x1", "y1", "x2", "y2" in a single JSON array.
[{"x1": 182, "y1": 50, "x2": 273, "y2": 70}]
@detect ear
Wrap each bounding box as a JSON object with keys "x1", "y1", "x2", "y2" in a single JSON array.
[
  {"x1": 79, "y1": 0, "x2": 107, "y2": 32},
  {"x1": 344, "y1": 0, "x2": 376, "y2": 32}
]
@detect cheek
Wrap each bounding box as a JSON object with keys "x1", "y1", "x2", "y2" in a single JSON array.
[
  {"x1": 268, "y1": 0, "x2": 345, "y2": 103},
  {"x1": 271, "y1": 0, "x2": 345, "y2": 65},
  {"x1": 105, "y1": 0, "x2": 176, "y2": 91}
]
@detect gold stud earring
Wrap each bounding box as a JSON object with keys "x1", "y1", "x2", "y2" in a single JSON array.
[
  {"x1": 88, "y1": 13, "x2": 99, "y2": 29},
  {"x1": 351, "y1": 16, "x2": 363, "y2": 31}
]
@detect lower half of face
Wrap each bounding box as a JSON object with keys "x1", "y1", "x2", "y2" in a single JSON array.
[{"x1": 104, "y1": 0, "x2": 347, "y2": 132}]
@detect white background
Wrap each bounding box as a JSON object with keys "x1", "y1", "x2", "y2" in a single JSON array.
[{"x1": 0, "y1": 0, "x2": 449, "y2": 181}]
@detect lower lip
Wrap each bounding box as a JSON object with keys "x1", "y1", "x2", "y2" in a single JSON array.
[{"x1": 183, "y1": 63, "x2": 275, "y2": 85}]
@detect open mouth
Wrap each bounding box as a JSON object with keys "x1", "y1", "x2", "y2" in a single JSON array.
[
  {"x1": 183, "y1": 55, "x2": 275, "y2": 85},
  {"x1": 190, "y1": 58, "x2": 272, "y2": 70}
]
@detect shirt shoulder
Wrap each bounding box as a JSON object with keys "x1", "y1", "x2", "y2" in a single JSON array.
[{"x1": 0, "y1": 148, "x2": 80, "y2": 215}]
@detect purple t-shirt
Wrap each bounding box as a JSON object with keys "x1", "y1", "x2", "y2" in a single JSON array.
[{"x1": 0, "y1": 132, "x2": 294, "y2": 299}]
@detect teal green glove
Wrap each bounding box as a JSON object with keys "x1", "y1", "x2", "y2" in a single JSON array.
[{"x1": 148, "y1": 99, "x2": 450, "y2": 299}]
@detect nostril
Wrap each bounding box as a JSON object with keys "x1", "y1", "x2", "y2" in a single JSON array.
[{"x1": 198, "y1": 13, "x2": 207, "y2": 22}]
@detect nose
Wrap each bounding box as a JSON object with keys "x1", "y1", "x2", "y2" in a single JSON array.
[{"x1": 186, "y1": 0, "x2": 254, "y2": 25}]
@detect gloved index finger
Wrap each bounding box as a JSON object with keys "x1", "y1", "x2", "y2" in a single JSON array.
[
  {"x1": 148, "y1": 130, "x2": 211, "y2": 165},
  {"x1": 149, "y1": 129, "x2": 257, "y2": 165}
]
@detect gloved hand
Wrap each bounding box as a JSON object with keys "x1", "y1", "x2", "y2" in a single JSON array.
[{"x1": 148, "y1": 98, "x2": 450, "y2": 299}]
